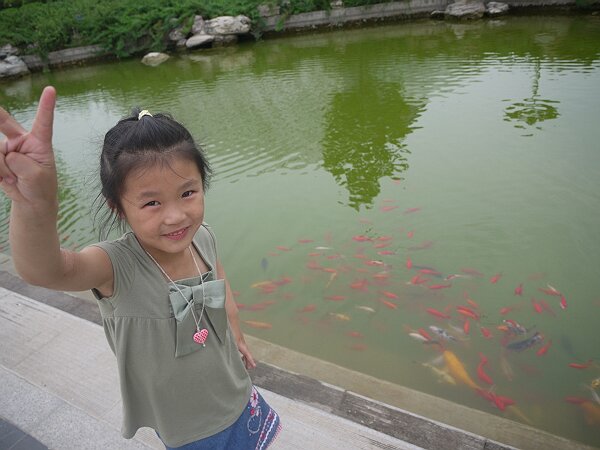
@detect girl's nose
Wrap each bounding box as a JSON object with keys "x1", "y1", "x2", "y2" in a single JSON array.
[{"x1": 162, "y1": 204, "x2": 186, "y2": 224}]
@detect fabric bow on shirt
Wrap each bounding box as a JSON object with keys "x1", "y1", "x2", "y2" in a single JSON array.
[{"x1": 168, "y1": 277, "x2": 229, "y2": 358}]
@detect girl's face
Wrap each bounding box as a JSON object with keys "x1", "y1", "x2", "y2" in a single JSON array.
[{"x1": 120, "y1": 155, "x2": 205, "y2": 262}]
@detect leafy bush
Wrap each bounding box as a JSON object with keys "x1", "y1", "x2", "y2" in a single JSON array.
[{"x1": 0, "y1": 0, "x2": 400, "y2": 57}]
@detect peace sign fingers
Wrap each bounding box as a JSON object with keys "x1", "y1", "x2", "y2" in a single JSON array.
[{"x1": 30, "y1": 86, "x2": 56, "y2": 145}]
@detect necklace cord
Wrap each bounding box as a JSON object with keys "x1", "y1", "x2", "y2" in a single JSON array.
[{"x1": 145, "y1": 246, "x2": 206, "y2": 333}]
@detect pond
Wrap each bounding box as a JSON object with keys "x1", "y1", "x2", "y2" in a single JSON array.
[{"x1": 1, "y1": 14, "x2": 600, "y2": 448}]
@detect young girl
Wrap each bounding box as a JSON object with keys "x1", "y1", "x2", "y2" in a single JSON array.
[{"x1": 0, "y1": 87, "x2": 282, "y2": 449}]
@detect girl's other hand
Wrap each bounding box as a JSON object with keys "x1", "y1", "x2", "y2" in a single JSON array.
[
  {"x1": 0, "y1": 86, "x2": 57, "y2": 205},
  {"x1": 238, "y1": 339, "x2": 257, "y2": 370}
]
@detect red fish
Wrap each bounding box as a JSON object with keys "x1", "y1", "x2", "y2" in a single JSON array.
[
  {"x1": 461, "y1": 268, "x2": 484, "y2": 277},
  {"x1": 480, "y1": 327, "x2": 493, "y2": 339},
  {"x1": 419, "y1": 269, "x2": 442, "y2": 276},
  {"x1": 273, "y1": 276, "x2": 292, "y2": 286},
  {"x1": 538, "y1": 286, "x2": 561, "y2": 296},
  {"x1": 514, "y1": 283, "x2": 523, "y2": 296},
  {"x1": 463, "y1": 319, "x2": 471, "y2": 335},
  {"x1": 538, "y1": 299, "x2": 556, "y2": 316},
  {"x1": 404, "y1": 207, "x2": 421, "y2": 214},
  {"x1": 407, "y1": 231, "x2": 414, "y2": 238},
  {"x1": 352, "y1": 235, "x2": 371, "y2": 242},
  {"x1": 380, "y1": 205, "x2": 398, "y2": 212},
  {"x1": 364, "y1": 260, "x2": 384, "y2": 266},
  {"x1": 372, "y1": 272, "x2": 390, "y2": 281},
  {"x1": 477, "y1": 353, "x2": 494, "y2": 385},
  {"x1": 406, "y1": 257, "x2": 413, "y2": 269},
  {"x1": 499, "y1": 306, "x2": 514, "y2": 315},
  {"x1": 353, "y1": 253, "x2": 368, "y2": 259},
  {"x1": 297, "y1": 239, "x2": 314, "y2": 244},
  {"x1": 490, "y1": 273, "x2": 502, "y2": 284},
  {"x1": 456, "y1": 306, "x2": 479, "y2": 320},
  {"x1": 350, "y1": 279, "x2": 369, "y2": 291},
  {"x1": 377, "y1": 250, "x2": 395, "y2": 256},
  {"x1": 418, "y1": 328, "x2": 432, "y2": 341},
  {"x1": 347, "y1": 331, "x2": 364, "y2": 338},
  {"x1": 299, "y1": 304, "x2": 316, "y2": 313},
  {"x1": 560, "y1": 294, "x2": 567, "y2": 310},
  {"x1": 536, "y1": 340, "x2": 552, "y2": 356},
  {"x1": 380, "y1": 299, "x2": 398, "y2": 310},
  {"x1": 429, "y1": 284, "x2": 452, "y2": 290},
  {"x1": 426, "y1": 308, "x2": 450, "y2": 319},
  {"x1": 568, "y1": 360, "x2": 593, "y2": 369},
  {"x1": 410, "y1": 275, "x2": 429, "y2": 285},
  {"x1": 531, "y1": 298, "x2": 543, "y2": 314},
  {"x1": 381, "y1": 291, "x2": 399, "y2": 300},
  {"x1": 276, "y1": 246, "x2": 291, "y2": 251},
  {"x1": 325, "y1": 295, "x2": 346, "y2": 301},
  {"x1": 377, "y1": 236, "x2": 392, "y2": 241}
]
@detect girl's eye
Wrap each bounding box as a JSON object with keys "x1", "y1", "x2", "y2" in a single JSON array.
[
  {"x1": 144, "y1": 200, "x2": 159, "y2": 207},
  {"x1": 182, "y1": 190, "x2": 194, "y2": 198}
]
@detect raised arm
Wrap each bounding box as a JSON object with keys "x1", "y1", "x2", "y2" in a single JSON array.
[{"x1": 0, "y1": 87, "x2": 112, "y2": 293}]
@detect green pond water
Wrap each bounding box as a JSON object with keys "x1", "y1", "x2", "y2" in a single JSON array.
[{"x1": 1, "y1": 14, "x2": 600, "y2": 447}]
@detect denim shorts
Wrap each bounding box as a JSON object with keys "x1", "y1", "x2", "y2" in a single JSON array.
[{"x1": 159, "y1": 386, "x2": 282, "y2": 450}]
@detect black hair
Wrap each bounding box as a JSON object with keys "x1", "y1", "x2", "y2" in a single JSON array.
[{"x1": 94, "y1": 108, "x2": 212, "y2": 239}]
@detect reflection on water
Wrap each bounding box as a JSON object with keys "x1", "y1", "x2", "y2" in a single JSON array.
[{"x1": 1, "y1": 15, "x2": 600, "y2": 449}]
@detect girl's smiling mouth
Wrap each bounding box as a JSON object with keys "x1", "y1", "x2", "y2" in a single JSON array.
[{"x1": 163, "y1": 227, "x2": 189, "y2": 240}]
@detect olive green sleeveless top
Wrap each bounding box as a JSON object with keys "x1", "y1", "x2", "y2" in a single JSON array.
[{"x1": 92, "y1": 224, "x2": 252, "y2": 448}]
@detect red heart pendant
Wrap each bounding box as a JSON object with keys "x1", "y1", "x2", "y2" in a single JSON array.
[{"x1": 193, "y1": 328, "x2": 209, "y2": 346}]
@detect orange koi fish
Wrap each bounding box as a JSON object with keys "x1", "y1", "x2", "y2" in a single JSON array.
[
  {"x1": 373, "y1": 242, "x2": 390, "y2": 249},
  {"x1": 565, "y1": 397, "x2": 600, "y2": 426},
  {"x1": 377, "y1": 250, "x2": 395, "y2": 256},
  {"x1": 407, "y1": 231, "x2": 414, "y2": 238},
  {"x1": 536, "y1": 339, "x2": 552, "y2": 356},
  {"x1": 531, "y1": 297, "x2": 543, "y2": 314},
  {"x1": 418, "y1": 328, "x2": 432, "y2": 341},
  {"x1": 480, "y1": 327, "x2": 493, "y2": 339},
  {"x1": 380, "y1": 299, "x2": 398, "y2": 310},
  {"x1": 298, "y1": 239, "x2": 314, "y2": 244},
  {"x1": 353, "y1": 253, "x2": 368, "y2": 259},
  {"x1": 490, "y1": 273, "x2": 502, "y2": 284},
  {"x1": 539, "y1": 299, "x2": 556, "y2": 316},
  {"x1": 410, "y1": 275, "x2": 429, "y2": 285},
  {"x1": 456, "y1": 306, "x2": 480, "y2": 320},
  {"x1": 406, "y1": 257, "x2": 413, "y2": 269},
  {"x1": 429, "y1": 284, "x2": 452, "y2": 290},
  {"x1": 347, "y1": 331, "x2": 364, "y2": 338},
  {"x1": 299, "y1": 304, "x2": 316, "y2": 313},
  {"x1": 444, "y1": 350, "x2": 480, "y2": 390},
  {"x1": 381, "y1": 291, "x2": 399, "y2": 300},
  {"x1": 276, "y1": 246, "x2": 291, "y2": 252},
  {"x1": 404, "y1": 207, "x2": 421, "y2": 214},
  {"x1": 380, "y1": 205, "x2": 398, "y2": 212},
  {"x1": 350, "y1": 279, "x2": 369, "y2": 291},
  {"x1": 538, "y1": 285, "x2": 561, "y2": 296},
  {"x1": 365, "y1": 260, "x2": 384, "y2": 267},
  {"x1": 461, "y1": 268, "x2": 484, "y2": 277},
  {"x1": 463, "y1": 319, "x2": 471, "y2": 335},
  {"x1": 377, "y1": 235, "x2": 392, "y2": 242},
  {"x1": 426, "y1": 308, "x2": 450, "y2": 319},
  {"x1": 373, "y1": 271, "x2": 390, "y2": 281},
  {"x1": 243, "y1": 320, "x2": 273, "y2": 329},
  {"x1": 514, "y1": 283, "x2": 523, "y2": 296},
  {"x1": 477, "y1": 353, "x2": 494, "y2": 385},
  {"x1": 352, "y1": 235, "x2": 371, "y2": 242},
  {"x1": 273, "y1": 276, "x2": 292, "y2": 286},
  {"x1": 499, "y1": 306, "x2": 515, "y2": 315},
  {"x1": 568, "y1": 360, "x2": 593, "y2": 369},
  {"x1": 325, "y1": 295, "x2": 346, "y2": 301},
  {"x1": 560, "y1": 294, "x2": 567, "y2": 310},
  {"x1": 419, "y1": 268, "x2": 442, "y2": 276}
]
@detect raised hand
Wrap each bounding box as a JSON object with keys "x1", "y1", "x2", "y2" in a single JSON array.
[{"x1": 0, "y1": 86, "x2": 57, "y2": 205}]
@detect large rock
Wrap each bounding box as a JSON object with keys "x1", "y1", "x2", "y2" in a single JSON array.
[
  {"x1": 204, "y1": 15, "x2": 251, "y2": 35},
  {"x1": 486, "y1": 2, "x2": 509, "y2": 16},
  {"x1": 0, "y1": 44, "x2": 19, "y2": 58},
  {"x1": 192, "y1": 15, "x2": 206, "y2": 35},
  {"x1": 141, "y1": 52, "x2": 169, "y2": 66},
  {"x1": 185, "y1": 34, "x2": 215, "y2": 49},
  {"x1": 0, "y1": 55, "x2": 30, "y2": 78},
  {"x1": 445, "y1": 1, "x2": 486, "y2": 20}
]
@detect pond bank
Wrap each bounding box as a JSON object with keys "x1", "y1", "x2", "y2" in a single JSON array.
[{"x1": 1, "y1": 0, "x2": 599, "y2": 80}]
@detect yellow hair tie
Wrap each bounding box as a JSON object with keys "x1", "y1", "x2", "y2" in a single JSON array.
[{"x1": 138, "y1": 110, "x2": 153, "y2": 120}]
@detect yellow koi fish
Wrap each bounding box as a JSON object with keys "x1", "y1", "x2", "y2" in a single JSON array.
[
  {"x1": 422, "y1": 363, "x2": 456, "y2": 385},
  {"x1": 242, "y1": 320, "x2": 273, "y2": 329},
  {"x1": 443, "y1": 350, "x2": 480, "y2": 390},
  {"x1": 330, "y1": 313, "x2": 351, "y2": 321}
]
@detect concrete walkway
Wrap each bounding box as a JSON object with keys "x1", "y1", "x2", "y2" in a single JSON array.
[
  {"x1": 0, "y1": 266, "x2": 593, "y2": 450},
  {"x1": 0, "y1": 285, "x2": 423, "y2": 450}
]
